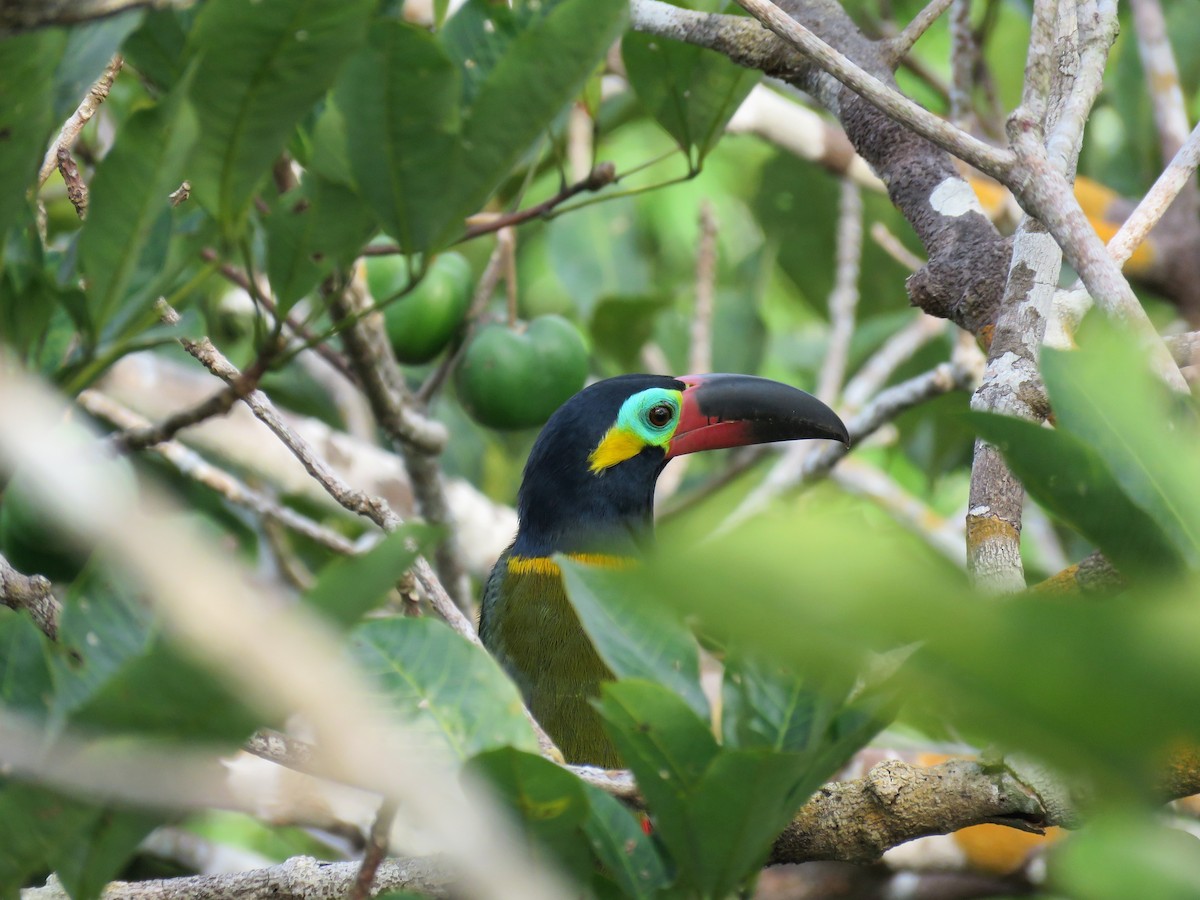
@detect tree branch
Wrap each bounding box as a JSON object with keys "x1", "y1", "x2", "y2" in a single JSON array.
[
  {"x1": 0, "y1": 552, "x2": 62, "y2": 640},
  {"x1": 37, "y1": 54, "x2": 122, "y2": 187}
]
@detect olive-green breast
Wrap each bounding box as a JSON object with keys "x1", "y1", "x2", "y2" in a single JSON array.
[{"x1": 480, "y1": 550, "x2": 621, "y2": 767}]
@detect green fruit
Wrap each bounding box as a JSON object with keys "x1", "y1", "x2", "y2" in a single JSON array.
[
  {"x1": 366, "y1": 253, "x2": 473, "y2": 365},
  {"x1": 456, "y1": 315, "x2": 589, "y2": 430}
]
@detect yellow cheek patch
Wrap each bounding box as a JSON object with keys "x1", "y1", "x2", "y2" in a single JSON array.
[
  {"x1": 587, "y1": 426, "x2": 647, "y2": 474},
  {"x1": 507, "y1": 553, "x2": 635, "y2": 576}
]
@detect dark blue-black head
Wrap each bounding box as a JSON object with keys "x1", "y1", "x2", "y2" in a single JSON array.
[{"x1": 511, "y1": 373, "x2": 849, "y2": 558}]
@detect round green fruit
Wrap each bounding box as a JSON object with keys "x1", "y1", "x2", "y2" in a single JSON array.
[
  {"x1": 366, "y1": 253, "x2": 473, "y2": 365},
  {"x1": 455, "y1": 315, "x2": 589, "y2": 430}
]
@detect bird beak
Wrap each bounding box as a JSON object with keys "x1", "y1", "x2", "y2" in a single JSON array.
[{"x1": 666, "y1": 374, "x2": 850, "y2": 459}]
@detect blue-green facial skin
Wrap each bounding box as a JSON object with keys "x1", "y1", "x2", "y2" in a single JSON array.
[{"x1": 616, "y1": 388, "x2": 683, "y2": 447}]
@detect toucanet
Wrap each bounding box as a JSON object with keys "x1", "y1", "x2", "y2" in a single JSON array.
[{"x1": 479, "y1": 373, "x2": 849, "y2": 767}]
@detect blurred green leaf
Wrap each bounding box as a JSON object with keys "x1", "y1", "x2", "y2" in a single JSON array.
[
  {"x1": 1042, "y1": 328, "x2": 1200, "y2": 567},
  {"x1": 186, "y1": 0, "x2": 373, "y2": 229},
  {"x1": 350, "y1": 617, "x2": 538, "y2": 760},
  {"x1": 652, "y1": 511, "x2": 1200, "y2": 790},
  {"x1": 559, "y1": 559, "x2": 709, "y2": 720},
  {"x1": 79, "y1": 85, "x2": 197, "y2": 332},
  {"x1": 303, "y1": 524, "x2": 436, "y2": 629},
  {"x1": 622, "y1": 6, "x2": 760, "y2": 165},
  {"x1": 70, "y1": 643, "x2": 261, "y2": 741},
  {"x1": 969, "y1": 412, "x2": 1185, "y2": 579},
  {"x1": 266, "y1": 173, "x2": 378, "y2": 310},
  {"x1": 0, "y1": 31, "x2": 65, "y2": 244},
  {"x1": 1050, "y1": 813, "x2": 1200, "y2": 900},
  {"x1": 545, "y1": 199, "x2": 650, "y2": 314},
  {"x1": 441, "y1": 0, "x2": 628, "y2": 217},
  {"x1": 468, "y1": 748, "x2": 595, "y2": 881},
  {"x1": 52, "y1": 12, "x2": 143, "y2": 121},
  {"x1": 590, "y1": 294, "x2": 672, "y2": 371},
  {"x1": 334, "y1": 21, "x2": 463, "y2": 252},
  {"x1": 0, "y1": 782, "x2": 158, "y2": 899},
  {"x1": 121, "y1": 8, "x2": 190, "y2": 90}
]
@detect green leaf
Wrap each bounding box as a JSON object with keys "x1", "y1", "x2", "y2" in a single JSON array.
[
  {"x1": 545, "y1": 199, "x2": 651, "y2": 315},
  {"x1": 445, "y1": 0, "x2": 628, "y2": 230},
  {"x1": 52, "y1": 12, "x2": 143, "y2": 121},
  {"x1": 334, "y1": 21, "x2": 464, "y2": 252},
  {"x1": 468, "y1": 748, "x2": 595, "y2": 882},
  {"x1": 1041, "y1": 327, "x2": 1200, "y2": 567},
  {"x1": 0, "y1": 782, "x2": 159, "y2": 900},
  {"x1": 303, "y1": 525, "x2": 436, "y2": 629},
  {"x1": 70, "y1": 643, "x2": 261, "y2": 742},
  {"x1": 968, "y1": 411, "x2": 1185, "y2": 579},
  {"x1": 722, "y1": 649, "x2": 831, "y2": 753},
  {"x1": 559, "y1": 559, "x2": 709, "y2": 720},
  {"x1": 186, "y1": 0, "x2": 373, "y2": 229},
  {"x1": 78, "y1": 84, "x2": 198, "y2": 332},
  {"x1": 0, "y1": 31, "x2": 66, "y2": 242},
  {"x1": 578, "y1": 782, "x2": 670, "y2": 899},
  {"x1": 121, "y1": 8, "x2": 190, "y2": 90},
  {"x1": 622, "y1": 4, "x2": 760, "y2": 165},
  {"x1": 266, "y1": 173, "x2": 378, "y2": 311},
  {"x1": 599, "y1": 680, "x2": 824, "y2": 898},
  {"x1": 351, "y1": 617, "x2": 538, "y2": 760},
  {"x1": 1050, "y1": 813, "x2": 1200, "y2": 900},
  {"x1": 590, "y1": 294, "x2": 673, "y2": 370}
]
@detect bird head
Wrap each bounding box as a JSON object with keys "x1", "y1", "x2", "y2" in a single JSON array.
[{"x1": 512, "y1": 373, "x2": 849, "y2": 558}]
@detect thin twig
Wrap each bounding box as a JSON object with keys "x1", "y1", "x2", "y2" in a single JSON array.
[
  {"x1": 56, "y1": 148, "x2": 88, "y2": 219},
  {"x1": 79, "y1": 390, "x2": 358, "y2": 556},
  {"x1": 868, "y1": 221, "x2": 925, "y2": 272},
  {"x1": 948, "y1": 0, "x2": 976, "y2": 125},
  {"x1": 37, "y1": 54, "x2": 123, "y2": 188},
  {"x1": 0, "y1": 552, "x2": 62, "y2": 640},
  {"x1": 114, "y1": 351, "x2": 274, "y2": 453},
  {"x1": 816, "y1": 180, "x2": 863, "y2": 404},
  {"x1": 350, "y1": 800, "x2": 398, "y2": 900},
  {"x1": 886, "y1": 0, "x2": 955, "y2": 62}
]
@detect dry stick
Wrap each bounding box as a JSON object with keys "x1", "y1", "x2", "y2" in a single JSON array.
[
  {"x1": 0, "y1": 552, "x2": 62, "y2": 640},
  {"x1": 114, "y1": 352, "x2": 274, "y2": 453},
  {"x1": 886, "y1": 0, "x2": 956, "y2": 61},
  {"x1": 56, "y1": 148, "x2": 88, "y2": 220},
  {"x1": 327, "y1": 279, "x2": 470, "y2": 611},
  {"x1": 363, "y1": 164, "x2": 618, "y2": 256},
  {"x1": 1129, "y1": 0, "x2": 1192, "y2": 160},
  {"x1": 948, "y1": 0, "x2": 976, "y2": 126},
  {"x1": 349, "y1": 799, "x2": 399, "y2": 900},
  {"x1": 816, "y1": 179, "x2": 863, "y2": 404},
  {"x1": 840, "y1": 313, "x2": 947, "y2": 412},
  {"x1": 867, "y1": 220, "x2": 925, "y2": 273},
  {"x1": 199, "y1": 248, "x2": 361, "y2": 388},
  {"x1": 36, "y1": 54, "x2": 123, "y2": 188},
  {"x1": 78, "y1": 390, "x2": 357, "y2": 556}
]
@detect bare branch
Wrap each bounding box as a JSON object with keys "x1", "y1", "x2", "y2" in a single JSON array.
[
  {"x1": 732, "y1": 0, "x2": 1015, "y2": 179},
  {"x1": 37, "y1": 54, "x2": 122, "y2": 187},
  {"x1": 350, "y1": 800, "x2": 399, "y2": 900},
  {"x1": 1129, "y1": 0, "x2": 1192, "y2": 160},
  {"x1": 948, "y1": 0, "x2": 976, "y2": 126},
  {"x1": 886, "y1": 0, "x2": 955, "y2": 62},
  {"x1": 816, "y1": 180, "x2": 863, "y2": 404},
  {"x1": 24, "y1": 856, "x2": 454, "y2": 900},
  {"x1": 78, "y1": 390, "x2": 358, "y2": 556},
  {"x1": 0, "y1": 552, "x2": 62, "y2": 640}
]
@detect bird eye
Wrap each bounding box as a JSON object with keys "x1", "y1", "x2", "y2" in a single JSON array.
[{"x1": 646, "y1": 403, "x2": 674, "y2": 428}]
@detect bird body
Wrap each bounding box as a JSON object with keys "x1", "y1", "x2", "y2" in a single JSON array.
[{"x1": 479, "y1": 373, "x2": 848, "y2": 766}]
